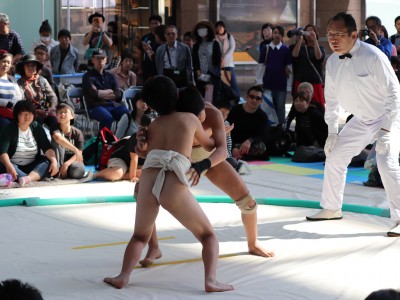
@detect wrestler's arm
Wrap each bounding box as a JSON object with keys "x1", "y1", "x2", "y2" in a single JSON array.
[
  {"x1": 204, "y1": 104, "x2": 228, "y2": 167},
  {"x1": 194, "y1": 118, "x2": 215, "y2": 152}
]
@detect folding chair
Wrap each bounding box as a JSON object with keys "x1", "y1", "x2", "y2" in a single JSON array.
[
  {"x1": 123, "y1": 86, "x2": 143, "y2": 110},
  {"x1": 66, "y1": 87, "x2": 99, "y2": 137}
]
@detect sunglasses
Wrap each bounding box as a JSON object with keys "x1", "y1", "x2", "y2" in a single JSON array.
[{"x1": 248, "y1": 94, "x2": 262, "y2": 101}]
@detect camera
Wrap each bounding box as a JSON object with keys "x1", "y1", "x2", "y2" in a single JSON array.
[
  {"x1": 287, "y1": 28, "x2": 306, "y2": 38},
  {"x1": 361, "y1": 27, "x2": 369, "y2": 37}
]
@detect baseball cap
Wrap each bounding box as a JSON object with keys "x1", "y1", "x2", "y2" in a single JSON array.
[
  {"x1": 0, "y1": 13, "x2": 10, "y2": 24},
  {"x1": 92, "y1": 48, "x2": 107, "y2": 58}
]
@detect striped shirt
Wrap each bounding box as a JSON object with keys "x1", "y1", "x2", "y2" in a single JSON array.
[
  {"x1": 0, "y1": 30, "x2": 25, "y2": 56},
  {"x1": 10, "y1": 128, "x2": 37, "y2": 166},
  {"x1": 0, "y1": 78, "x2": 20, "y2": 107}
]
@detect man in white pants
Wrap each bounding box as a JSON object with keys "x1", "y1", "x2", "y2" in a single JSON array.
[{"x1": 306, "y1": 12, "x2": 400, "y2": 237}]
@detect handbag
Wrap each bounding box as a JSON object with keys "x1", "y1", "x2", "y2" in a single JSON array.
[
  {"x1": 255, "y1": 45, "x2": 269, "y2": 85},
  {"x1": 84, "y1": 32, "x2": 103, "y2": 60},
  {"x1": 0, "y1": 107, "x2": 14, "y2": 119}
]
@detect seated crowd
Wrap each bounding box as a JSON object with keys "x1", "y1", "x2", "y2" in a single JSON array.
[{"x1": 1, "y1": 10, "x2": 399, "y2": 188}]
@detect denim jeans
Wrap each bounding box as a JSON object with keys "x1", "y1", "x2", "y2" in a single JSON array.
[
  {"x1": 222, "y1": 67, "x2": 240, "y2": 97},
  {"x1": 89, "y1": 103, "x2": 129, "y2": 130},
  {"x1": 0, "y1": 156, "x2": 50, "y2": 179},
  {"x1": 270, "y1": 90, "x2": 287, "y2": 125}
]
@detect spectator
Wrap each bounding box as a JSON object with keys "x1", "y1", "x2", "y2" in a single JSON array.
[
  {"x1": 31, "y1": 19, "x2": 58, "y2": 53},
  {"x1": 137, "y1": 14, "x2": 162, "y2": 84},
  {"x1": 34, "y1": 45, "x2": 55, "y2": 91},
  {"x1": 227, "y1": 85, "x2": 269, "y2": 160},
  {"x1": 82, "y1": 49, "x2": 128, "y2": 130},
  {"x1": 365, "y1": 288, "x2": 400, "y2": 300},
  {"x1": 183, "y1": 31, "x2": 194, "y2": 51},
  {"x1": 259, "y1": 23, "x2": 273, "y2": 51},
  {"x1": 215, "y1": 21, "x2": 239, "y2": 96},
  {"x1": 381, "y1": 25, "x2": 398, "y2": 57},
  {"x1": 50, "y1": 29, "x2": 79, "y2": 75},
  {"x1": 16, "y1": 54, "x2": 58, "y2": 129},
  {"x1": 0, "y1": 13, "x2": 24, "y2": 64},
  {"x1": 107, "y1": 20, "x2": 128, "y2": 67},
  {"x1": 0, "y1": 51, "x2": 22, "y2": 130},
  {"x1": 155, "y1": 25, "x2": 194, "y2": 88},
  {"x1": 115, "y1": 90, "x2": 150, "y2": 139},
  {"x1": 82, "y1": 12, "x2": 113, "y2": 66},
  {"x1": 359, "y1": 15, "x2": 392, "y2": 59},
  {"x1": 0, "y1": 279, "x2": 43, "y2": 300},
  {"x1": 391, "y1": 55, "x2": 400, "y2": 82},
  {"x1": 0, "y1": 100, "x2": 58, "y2": 187},
  {"x1": 290, "y1": 24, "x2": 326, "y2": 106},
  {"x1": 259, "y1": 25, "x2": 292, "y2": 125},
  {"x1": 390, "y1": 16, "x2": 400, "y2": 54},
  {"x1": 51, "y1": 102, "x2": 85, "y2": 179},
  {"x1": 297, "y1": 81, "x2": 325, "y2": 114},
  {"x1": 192, "y1": 20, "x2": 222, "y2": 104},
  {"x1": 285, "y1": 92, "x2": 327, "y2": 147},
  {"x1": 110, "y1": 51, "x2": 137, "y2": 90}
]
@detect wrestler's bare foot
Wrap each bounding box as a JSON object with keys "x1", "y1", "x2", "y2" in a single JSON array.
[
  {"x1": 103, "y1": 274, "x2": 129, "y2": 289},
  {"x1": 249, "y1": 242, "x2": 275, "y2": 257},
  {"x1": 139, "y1": 248, "x2": 162, "y2": 267},
  {"x1": 205, "y1": 279, "x2": 234, "y2": 292}
]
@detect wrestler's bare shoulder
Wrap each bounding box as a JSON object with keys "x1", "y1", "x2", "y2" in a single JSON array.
[{"x1": 204, "y1": 104, "x2": 224, "y2": 130}]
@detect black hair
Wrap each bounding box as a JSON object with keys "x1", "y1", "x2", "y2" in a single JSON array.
[
  {"x1": 39, "y1": 19, "x2": 51, "y2": 34},
  {"x1": 121, "y1": 51, "x2": 134, "y2": 62},
  {"x1": 0, "y1": 51, "x2": 13, "y2": 61},
  {"x1": 176, "y1": 86, "x2": 205, "y2": 116},
  {"x1": 56, "y1": 101, "x2": 75, "y2": 113},
  {"x1": 365, "y1": 289, "x2": 400, "y2": 300},
  {"x1": 272, "y1": 25, "x2": 284, "y2": 37},
  {"x1": 183, "y1": 31, "x2": 193, "y2": 39},
  {"x1": 366, "y1": 15, "x2": 382, "y2": 27},
  {"x1": 58, "y1": 29, "x2": 71, "y2": 40},
  {"x1": 261, "y1": 23, "x2": 274, "y2": 40},
  {"x1": 391, "y1": 56, "x2": 400, "y2": 68},
  {"x1": 155, "y1": 25, "x2": 166, "y2": 43},
  {"x1": 129, "y1": 90, "x2": 150, "y2": 120},
  {"x1": 149, "y1": 14, "x2": 162, "y2": 24},
  {"x1": 34, "y1": 44, "x2": 48, "y2": 54},
  {"x1": 328, "y1": 12, "x2": 357, "y2": 35},
  {"x1": 381, "y1": 25, "x2": 389, "y2": 39},
  {"x1": 395, "y1": 16, "x2": 400, "y2": 24},
  {"x1": 247, "y1": 85, "x2": 263, "y2": 95},
  {"x1": 304, "y1": 24, "x2": 319, "y2": 40},
  {"x1": 13, "y1": 100, "x2": 36, "y2": 120},
  {"x1": 0, "y1": 279, "x2": 43, "y2": 300},
  {"x1": 215, "y1": 21, "x2": 226, "y2": 34},
  {"x1": 142, "y1": 76, "x2": 178, "y2": 115}
]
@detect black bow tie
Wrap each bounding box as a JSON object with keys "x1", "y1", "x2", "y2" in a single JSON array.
[{"x1": 339, "y1": 53, "x2": 352, "y2": 59}]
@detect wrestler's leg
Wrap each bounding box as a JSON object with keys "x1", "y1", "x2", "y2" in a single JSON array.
[
  {"x1": 134, "y1": 182, "x2": 163, "y2": 267},
  {"x1": 104, "y1": 169, "x2": 160, "y2": 288},
  {"x1": 159, "y1": 173, "x2": 233, "y2": 292},
  {"x1": 206, "y1": 161, "x2": 274, "y2": 257}
]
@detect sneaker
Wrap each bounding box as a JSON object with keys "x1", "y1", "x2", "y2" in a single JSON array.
[
  {"x1": 18, "y1": 176, "x2": 31, "y2": 188},
  {"x1": 79, "y1": 170, "x2": 95, "y2": 183},
  {"x1": 387, "y1": 223, "x2": 400, "y2": 237},
  {"x1": 237, "y1": 160, "x2": 251, "y2": 175},
  {"x1": 306, "y1": 209, "x2": 343, "y2": 221}
]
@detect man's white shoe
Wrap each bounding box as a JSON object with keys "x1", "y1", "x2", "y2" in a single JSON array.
[
  {"x1": 306, "y1": 209, "x2": 343, "y2": 221},
  {"x1": 387, "y1": 223, "x2": 400, "y2": 237}
]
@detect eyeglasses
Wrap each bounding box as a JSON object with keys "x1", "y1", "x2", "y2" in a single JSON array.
[
  {"x1": 326, "y1": 32, "x2": 349, "y2": 38},
  {"x1": 248, "y1": 94, "x2": 262, "y2": 101},
  {"x1": 166, "y1": 32, "x2": 177, "y2": 36}
]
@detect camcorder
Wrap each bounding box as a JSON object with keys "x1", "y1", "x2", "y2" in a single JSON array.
[
  {"x1": 287, "y1": 28, "x2": 310, "y2": 38},
  {"x1": 361, "y1": 27, "x2": 370, "y2": 37}
]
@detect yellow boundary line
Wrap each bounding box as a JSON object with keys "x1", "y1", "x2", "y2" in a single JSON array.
[
  {"x1": 72, "y1": 236, "x2": 175, "y2": 250},
  {"x1": 134, "y1": 253, "x2": 239, "y2": 268}
]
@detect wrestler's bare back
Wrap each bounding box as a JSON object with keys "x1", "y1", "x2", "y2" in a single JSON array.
[{"x1": 146, "y1": 111, "x2": 214, "y2": 156}]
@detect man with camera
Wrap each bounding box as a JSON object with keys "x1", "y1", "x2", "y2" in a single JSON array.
[
  {"x1": 306, "y1": 12, "x2": 400, "y2": 238},
  {"x1": 82, "y1": 12, "x2": 113, "y2": 66},
  {"x1": 359, "y1": 16, "x2": 392, "y2": 59}
]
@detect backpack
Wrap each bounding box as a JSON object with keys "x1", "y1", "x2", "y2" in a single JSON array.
[
  {"x1": 265, "y1": 126, "x2": 292, "y2": 157},
  {"x1": 292, "y1": 146, "x2": 326, "y2": 162},
  {"x1": 82, "y1": 127, "x2": 120, "y2": 170}
]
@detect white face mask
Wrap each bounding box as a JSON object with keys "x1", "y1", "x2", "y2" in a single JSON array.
[
  {"x1": 40, "y1": 36, "x2": 50, "y2": 42},
  {"x1": 197, "y1": 28, "x2": 208, "y2": 37}
]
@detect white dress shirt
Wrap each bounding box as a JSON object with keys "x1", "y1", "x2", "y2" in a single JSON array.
[{"x1": 324, "y1": 39, "x2": 400, "y2": 133}]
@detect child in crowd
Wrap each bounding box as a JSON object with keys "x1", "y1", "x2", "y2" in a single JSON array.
[
  {"x1": 50, "y1": 102, "x2": 86, "y2": 179},
  {"x1": 104, "y1": 76, "x2": 233, "y2": 292}
]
